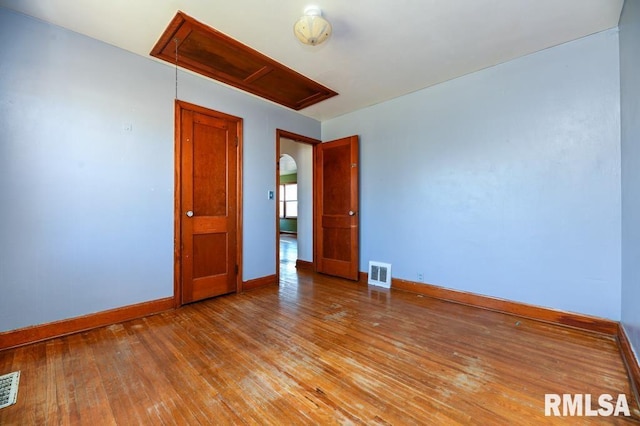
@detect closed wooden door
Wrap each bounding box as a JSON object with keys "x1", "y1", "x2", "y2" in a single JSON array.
[
  {"x1": 175, "y1": 101, "x2": 242, "y2": 304},
  {"x1": 315, "y1": 135, "x2": 359, "y2": 280}
]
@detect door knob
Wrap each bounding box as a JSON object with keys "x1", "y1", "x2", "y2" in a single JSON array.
[
  {"x1": 186, "y1": 210, "x2": 194, "y2": 217},
  {"x1": 349, "y1": 210, "x2": 357, "y2": 216}
]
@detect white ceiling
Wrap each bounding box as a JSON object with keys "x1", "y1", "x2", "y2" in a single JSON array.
[{"x1": 0, "y1": 0, "x2": 624, "y2": 121}]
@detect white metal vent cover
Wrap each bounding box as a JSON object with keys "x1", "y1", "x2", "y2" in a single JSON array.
[
  {"x1": 0, "y1": 371, "x2": 20, "y2": 410},
  {"x1": 368, "y1": 261, "x2": 392, "y2": 288}
]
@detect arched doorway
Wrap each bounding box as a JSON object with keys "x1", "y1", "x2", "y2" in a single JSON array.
[{"x1": 279, "y1": 153, "x2": 298, "y2": 272}]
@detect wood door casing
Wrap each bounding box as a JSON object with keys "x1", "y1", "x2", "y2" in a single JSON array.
[
  {"x1": 275, "y1": 129, "x2": 321, "y2": 282},
  {"x1": 175, "y1": 101, "x2": 242, "y2": 305},
  {"x1": 315, "y1": 135, "x2": 359, "y2": 280}
]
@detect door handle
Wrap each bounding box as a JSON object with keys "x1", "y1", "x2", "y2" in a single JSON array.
[
  {"x1": 349, "y1": 210, "x2": 357, "y2": 216},
  {"x1": 186, "y1": 210, "x2": 194, "y2": 217}
]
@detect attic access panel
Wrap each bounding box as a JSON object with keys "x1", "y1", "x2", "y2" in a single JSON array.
[{"x1": 151, "y1": 11, "x2": 338, "y2": 111}]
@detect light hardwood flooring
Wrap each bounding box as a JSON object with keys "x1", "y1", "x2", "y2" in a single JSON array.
[
  {"x1": 1, "y1": 264, "x2": 639, "y2": 424},
  {"x1": 280, "y1": 233, "x2": 298, "y2": 270}
]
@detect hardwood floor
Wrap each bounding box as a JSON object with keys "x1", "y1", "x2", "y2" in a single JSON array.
[
  {"x1": 280, "y1": 233, "x2": 298, "y2": 270},
  {"x1": 1, "y1": 268, "x2": 639, "y2": 424}
]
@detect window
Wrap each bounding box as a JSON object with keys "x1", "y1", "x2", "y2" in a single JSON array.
[{"x1": 279, "y1": 183, "x2": 298, "y2": 218}]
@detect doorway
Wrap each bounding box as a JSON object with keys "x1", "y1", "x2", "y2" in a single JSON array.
[
  {"x1": 279, "y1": 153, "x2": 299, "y2": 275},
  {"x1": 275, "y1": 131, "x2": 360, "y2": 283},
  {"x1": 276, "y1": 130, "x2": 319, "y2": 281}
]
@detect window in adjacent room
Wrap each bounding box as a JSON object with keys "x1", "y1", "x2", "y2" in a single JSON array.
[{"x1": 279, "y1": 183, "x2": 298, "y2": 218}]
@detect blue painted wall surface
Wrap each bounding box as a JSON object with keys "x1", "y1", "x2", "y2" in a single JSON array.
[
  {"x1": 0, "y1": 8, "x2": 319, "y2": 332},
  {"x1": 0, "y1": 5, "x2": 629, "y2": 333},
  {"x1": 620, "y1": 0, "x2": 640, "y2": 360},
  {"x1": 323, "y1": 30, "x2": 621, "y2": 319}
]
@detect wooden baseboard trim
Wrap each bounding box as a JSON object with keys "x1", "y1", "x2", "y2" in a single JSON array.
[
  {"x1": 295, "y1": 260, "x2": 313, "y2": 270},
  {"x1": 243, "y1": 274, "x2": 277, "y2": 291},
  {"x1": 359, "y1": 273, "x2": 618, "y2": 336},
  {"x1": 617, "y1": 325, "x2": 640, "y2": 406},
  {"x1": 0, "y1": 297, "x2": 175, "y2": 351}
]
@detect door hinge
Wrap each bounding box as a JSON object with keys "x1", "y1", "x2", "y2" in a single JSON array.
[
  {"x1": 235, "y1": 264, "x2": 239, "y2": 275},
  {"x1": 235, "y1": 136, "x2": 239, "y2": 147}
]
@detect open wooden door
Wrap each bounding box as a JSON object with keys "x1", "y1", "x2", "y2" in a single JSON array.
[
  {"x1": 315, "y1": 135, "x2": 359, "y2": 280},
  {"x1": 175, "y1": 101, "x2": 242, "y2": 305}
]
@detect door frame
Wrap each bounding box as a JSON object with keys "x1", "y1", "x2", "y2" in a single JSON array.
[
  {"x1": 174, "y1": 100, "x2": 244, "y2": 307},
  {"x1": 275, "y1": 129, "x2": 320, "y2": 281}
]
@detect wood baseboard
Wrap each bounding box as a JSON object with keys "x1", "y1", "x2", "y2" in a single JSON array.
[
  {"x1": 0, "y1": 297, "x2": 175, "y2": 351},
  {"x1": 617, "y1": 325, "x2": 640, "y2": 406},
  {"x1": 243, "y1": 274, "x2": 277, "y2": 291},
  {"x1": 295, "y1": 259, "x2": 313, "y2": 270},
  {"x1": 359, "y1": 273, "x2": 619, "y2": 336}
]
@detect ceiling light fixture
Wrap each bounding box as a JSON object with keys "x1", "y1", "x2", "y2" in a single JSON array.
[{"x1": 294, "y1": 6, "x2": 332, "y2": 46}]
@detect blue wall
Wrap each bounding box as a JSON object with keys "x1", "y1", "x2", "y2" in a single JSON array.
[
  {"x1": 323, "y1": 29, "x2": 621, "y2": 320},
  {"x1": 620, "y1": 0, "x2": 640, "y2": 361},
  {"x1": 0, "y1": 8, "x2": 320, "y2": 332},
  {"x1": 0, "y1": 5, "x2": 632, "y2": 334}
]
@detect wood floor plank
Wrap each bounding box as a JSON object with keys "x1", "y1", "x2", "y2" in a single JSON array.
[
  {"x1": 1, "y1": 268, "x2": 639, "y2": 424},
  {"x1": 60, "y1": 334, "x2": 113, "y2": 425}
]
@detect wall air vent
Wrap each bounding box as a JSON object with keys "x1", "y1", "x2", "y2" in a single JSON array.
[
  {"x1": 0, "y1": 371, "x2": 20, "y2": 409},
  {"x1": 368, "y1": 261, "x2": 392, "y2": 288}
]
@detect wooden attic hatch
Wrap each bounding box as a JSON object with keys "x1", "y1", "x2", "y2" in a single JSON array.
[{"x1": 151, "y1": 11, "x2": 338, "y2": 110}]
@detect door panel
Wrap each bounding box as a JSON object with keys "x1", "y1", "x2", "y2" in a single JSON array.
[
  {"x1": 193, "y1": 121, "x2": 228, "y2": 216},
  {"x1": 315, "y1": 135, "x2": 359, "y2": 280},
  {"x1": 176, "y1": 102, "x2": 241, "y2": 304}
]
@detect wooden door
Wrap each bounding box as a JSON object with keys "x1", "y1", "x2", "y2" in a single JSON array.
[
  {"x1": 175, "y1": 101, "x2": 242, "y2": 304},
  {"x1": 315, "y1": 135, "x2": 359, "y2": 280}
]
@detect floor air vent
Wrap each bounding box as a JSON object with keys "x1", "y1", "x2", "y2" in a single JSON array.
[
  {"x1": 368, "y1": 261, "x2": 392, "y2": 288},
  {"x1": 0, "y1": 371, "x2": 20, "y2": 409}
]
